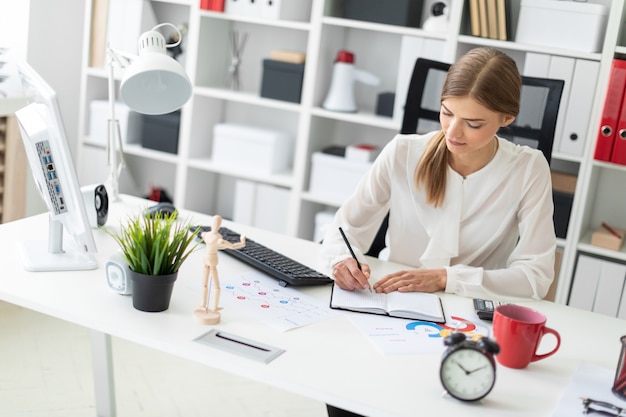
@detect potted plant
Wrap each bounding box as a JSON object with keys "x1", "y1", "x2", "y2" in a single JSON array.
[{"x1": 106, "y1": 210, "x2": 201, "y2": 312}]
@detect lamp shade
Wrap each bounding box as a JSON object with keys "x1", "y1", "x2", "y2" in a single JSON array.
[{"x1": 120, "y1": 30, "x2": 192, "y2": 115}]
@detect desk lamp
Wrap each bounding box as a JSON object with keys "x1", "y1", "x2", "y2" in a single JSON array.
[{"x1": 106, "y1": 23, "x2": 192, "y2": 201}]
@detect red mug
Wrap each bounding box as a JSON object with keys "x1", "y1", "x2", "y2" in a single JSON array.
[{"x1": 492, "y1": 304, "x2": 561, "y2": 369}]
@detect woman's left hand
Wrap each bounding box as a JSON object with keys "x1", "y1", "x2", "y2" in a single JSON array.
[{"x1": 373, "y1": 268, "x2": 447, "y2": 293}]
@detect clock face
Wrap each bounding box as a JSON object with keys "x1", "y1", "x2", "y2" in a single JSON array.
[{"x1": 440, "y1": 347, "x2": 496, "y2": 401}]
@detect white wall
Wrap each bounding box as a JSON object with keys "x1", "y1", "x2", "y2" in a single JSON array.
[{"x1": 0, "y1": 2, "x2": 30, "y2": 57}]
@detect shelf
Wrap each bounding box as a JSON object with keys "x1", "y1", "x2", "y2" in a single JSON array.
[
  {"x1": 311, "y1": 107, "x2": 399, "y2": 131},
  {"x1": 195, "y1": 87, "x2": 302, "y2": 112},
  {"x1": 82, "y1": 140, "x2": 180, "y2": 163},
  {"x1": 187, "y1": 157, "x2": 294, "y2": 188},
  {"x1": 578, "y1": 230, "x2": 626, "y2": 263},
  {"x1": 301, "y1": 191, "x2": 344, "y2": 208},
  {"x1": 552, "y1": 151, "x2": 583, "y2": 164},
  {"x1": 122, "y1": 144, "x2": 180, "y2": 163},
  {"x1": 457, "y1": 35, "x2": 604, "y2": 61},
  {"x1": 321, "y1": 16, "x2": 446, "y2": 40},
  {"x1": 592, "y1": 159, "x2": 626, "y2": 173},
  {"x1": 200, "y1": 10, "x2": 312, "y2": 31}
]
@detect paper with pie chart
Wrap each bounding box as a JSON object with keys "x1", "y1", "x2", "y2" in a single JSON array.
[{"x1": 348, "y1": 313, "x2": 490, "y2": 355}]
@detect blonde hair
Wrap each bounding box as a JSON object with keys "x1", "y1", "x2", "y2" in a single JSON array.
[{"x1": 415, "y1": 47, "x2": 521, "y2": 207}]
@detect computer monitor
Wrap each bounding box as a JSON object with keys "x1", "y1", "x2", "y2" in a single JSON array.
[{"x1": 14, "y1": 60, "x2": 98, "y2": 271}]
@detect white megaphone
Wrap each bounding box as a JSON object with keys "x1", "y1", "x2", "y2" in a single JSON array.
[{"x1": 322, "y1": 50, "x2": 380, "y2": 113}]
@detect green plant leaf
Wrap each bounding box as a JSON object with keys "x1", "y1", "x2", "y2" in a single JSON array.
[{"x1": 101, "y1": 208, "x2": 201, "y2": 276}]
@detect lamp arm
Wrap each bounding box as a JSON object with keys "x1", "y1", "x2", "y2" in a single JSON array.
[
  {"x1": 105, "y1": 44, "x2": 128, "y2": 201},
  {"x1": 107, "y1": 47, "x2": 134, "y2": 70}
]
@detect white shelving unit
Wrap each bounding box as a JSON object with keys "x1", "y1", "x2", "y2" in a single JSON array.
[{"x1": 77, "y1": 0, "x2": 626, "y2": 307}]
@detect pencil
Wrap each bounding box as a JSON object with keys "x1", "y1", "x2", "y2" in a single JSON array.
[
  {"x1": 338, "y1": 227, "x2": 371, "y2": 292},
  {"x1": 602, "y1": 222, "x2": 623, "y2": 239}
]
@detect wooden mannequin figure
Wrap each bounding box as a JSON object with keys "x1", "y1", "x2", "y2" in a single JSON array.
[{"x1": 194, "y1": 215, "x2": 245, "y2": 325}]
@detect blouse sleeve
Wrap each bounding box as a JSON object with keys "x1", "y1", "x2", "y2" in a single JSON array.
[
  {"x1": 318, "y1": 136, "x2": 399, "y2": 275},
  {"x1": 444, "y1": 153, "x2": 556, "y2": 300}
]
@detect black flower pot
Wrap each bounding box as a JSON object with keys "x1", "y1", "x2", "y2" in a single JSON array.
[{"x1": 128, "y1": 267, "x2": 178, "y2": 312}]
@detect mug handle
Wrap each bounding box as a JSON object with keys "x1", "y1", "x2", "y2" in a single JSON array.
[{"x1": 532, "y1": 326, "x2": 561, "y2": 362}]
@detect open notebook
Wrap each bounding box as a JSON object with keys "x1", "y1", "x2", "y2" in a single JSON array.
[{"x1": 330, "y1": 284, "x2": 445, "y2": 323}]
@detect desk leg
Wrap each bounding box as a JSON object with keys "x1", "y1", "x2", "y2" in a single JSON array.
[{"x1": 90, "y1": 330, "x2": 117, "y2": 417}]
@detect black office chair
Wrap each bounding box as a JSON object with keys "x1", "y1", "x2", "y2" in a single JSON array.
[{"x1": 365, "y1": 57, "x2": 565, "y2": 257}]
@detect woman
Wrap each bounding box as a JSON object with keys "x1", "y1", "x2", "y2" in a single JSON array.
[{"x1": 320, "y1": 47, "x2": 556, "y2": 302}]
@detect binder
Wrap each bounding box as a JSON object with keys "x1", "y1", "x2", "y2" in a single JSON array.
[
  {"x1": 469, "y1": 0, "x2": 481, "y2": 37},
  {"x1": 200, "y1": 0, "x2": 225, "y2": 11},
  {"x1": 486, "y1": 0, "x2": 498, "y2": 39},
  {"x1": 88, "y1": 0, "x2": 109, "y2": 68},
  {"x1": 393, "y1": 36, "x2": 445, "y2": 125},
  {"x1": 593, "y1": 261, "x2": 626, "y2": 317},
  {"x1": 496, "y1": 0, "x2": 509, "y2": 41},
  {"x1": 106, "y1": 0, "x2": 157, "y2": 54},
  {"x1": 560, "y1": 59, "x2": 600, "y2": 156},
  {"x1": 547, "y1": 56, "x2": 576, "y2": 156},
  {"x1": 594, "y1": 58, "x2": 626, "y2": 161},
  {"x1": 569, "y1": 254, "x2": 602, "y2": 311},
  {"x1": 612, "y1": 86, "x2": 626, "y2": 165},
  {"x1": 478, "y1": 0, "x2": 489, "y2": 38},
  {"x1": 618, "y1": 281, "x2": 626, "y2": 319},
  {"x1": 523, "y1": 52, "x2": 549, "y2": 77}
]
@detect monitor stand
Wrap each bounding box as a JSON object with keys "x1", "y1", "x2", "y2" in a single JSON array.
[{"x1": 18, "y1": 217, "x2": 97, "y2": 271}]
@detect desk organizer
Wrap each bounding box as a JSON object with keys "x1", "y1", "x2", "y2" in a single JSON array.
[
  {"x1": 212, "y1": 123, "x2": 293, "y2": 174},
  {"x1": 342, "y1": 0, "x2": 423, "y2": 27},
  {"x1": 591, "y1": 225, "x2": 625, "y2": 251},
  {"x1": 140, "y1": 111, "x2": 181, "y2": 154},
  {"x1": 260, "y1": 60, "x2": 305, "y2": 103},
  {"x1": 516, "y1": 0, "x2": 608, "y2": 53}
]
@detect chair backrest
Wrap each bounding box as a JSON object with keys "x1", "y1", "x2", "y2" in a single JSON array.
[
  {"x1": 399, "y1": 57, "x2": 565, "y2": 164},
  {"x1": 365, "y1": 57, "x2": 565, "y2": 257}
]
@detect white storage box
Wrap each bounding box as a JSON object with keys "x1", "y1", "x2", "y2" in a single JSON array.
[
  {"x1": 314, "y1": 210, "x2": 336, "y2": 243},
  {"x1": 516, "y1": 0, "x2": 608, "y2": 53},
  {"x1": 309, "y1": 152, "x2": 372, "y2": 203},
  {"x1": 233, "y1": 179, "x2": 290, "y2": 234},
  {"x1": 88, "y1": 100, "x2": 141, "y2": 145},
  {"x1": 212, "y1": 123, "x2": 293, "y2": 175}
]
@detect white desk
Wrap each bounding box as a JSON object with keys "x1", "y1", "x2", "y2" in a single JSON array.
[{"x1": 1, "y1": 195, "x2": 624, "y2": 417}]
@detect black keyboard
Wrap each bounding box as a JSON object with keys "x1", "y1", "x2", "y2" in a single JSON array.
[{"x1": 192, "y1": 225, "x2": 333, "y2": 287}]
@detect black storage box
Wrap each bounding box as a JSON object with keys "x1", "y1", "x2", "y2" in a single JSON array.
[
  {"x1": 553, "y1": 191, "x2": 574, "y2": 239},
  {"x1": 342, "y1": 0, "x2": 423, "y2": 27},
  {"x1": 260, "y1": 59, "x2": 305, "y2": 103},
  {"x1": 140, "y1": 111, "x2": 181, "y2": 154},
  {"x1": 376, "y1": 92, "x2": 395, "y2": 117}
]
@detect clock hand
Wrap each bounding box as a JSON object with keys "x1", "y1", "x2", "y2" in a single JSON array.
[
  {"x1": 467, "y1": 365, "x2": 488, "y2": 374},
  {"x1": 453, "y1": 360, "x2": 471, "y2": 375}
]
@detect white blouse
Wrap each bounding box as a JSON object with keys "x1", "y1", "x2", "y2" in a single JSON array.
[{"x1": 319, "y1": 132, "x2": 556, "y2": 300}]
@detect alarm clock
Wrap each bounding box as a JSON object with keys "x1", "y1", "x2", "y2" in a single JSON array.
[
  {"x1": 105, "y1": 252, "x2": 132, "y2": 295},
  {"x1": 439, "y1": 332, "x2": 500, "y2": 402}
]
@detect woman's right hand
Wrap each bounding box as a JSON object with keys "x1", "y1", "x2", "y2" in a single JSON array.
[{"x1": 332, "y1": 258, "x2": 372, "y2": 291}]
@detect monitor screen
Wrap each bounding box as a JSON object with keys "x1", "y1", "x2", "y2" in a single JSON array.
[{"x1": 14, "y1": 60, "x2": 99, "y2": 271}]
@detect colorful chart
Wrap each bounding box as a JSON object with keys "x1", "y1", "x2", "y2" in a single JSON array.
[
  {"x1": 219, "y1": 271, "x2": 338, "y2": 332},
  {"x1": 349, "y1": 313, "x2": 490, "y2": 355}
]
